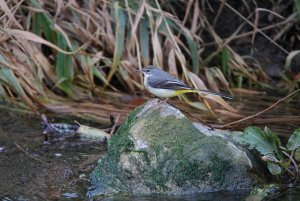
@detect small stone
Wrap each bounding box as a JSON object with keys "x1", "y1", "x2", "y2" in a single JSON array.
[
  {"x1": 54, "y1": 153, "x2": 62, "y2": 157},
  {"x1": 79, "y1": 174, "x2": 86, "y2": 179}
]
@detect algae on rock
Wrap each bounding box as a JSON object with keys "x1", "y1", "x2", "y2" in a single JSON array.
[{"x1": 88, "y1": 99, "x2": 266, "y2": 197}]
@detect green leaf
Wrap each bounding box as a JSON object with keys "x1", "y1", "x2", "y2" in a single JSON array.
[
  {"x1": 295, "y1": 148, "x2": 300, "y2": 161},
  {"x1": 279, "y1": 161, "x2": 290, "y2": 169},
  {"x1": 163, "y1": 18, "x2": 199, "y2": 74},
  {"x1": 294, "y1": 0, "x2": 300, "y2": 18},
  {"x1": 287, "y1": 128, "x2": 300, "y2": 151},
  {"x1": 221, "y1": 48, "x2": 229, "y2": 76},
  {"x1": 94, "y1": 68, "x2": 109, "y2": 86},
  {"x1": 264, "y1": 127, "x2": 281, "y2": 148},
  {"x1": 106, "y1": 2, "x2": 127, "y2": 85},
  {"x1": 55, "y1": 33, "x2": 74, "y2": 96},
  {"x1": 0, "y1": 68, "x2": 36, "y2": 110},
  {"x1": 30, "y1": 0, "x2": 56, "y2": 44},
  {"x1": 32, "y1": 12, "x2": 42, "y2": 36},
  {"x1": 0, "y1": 68, "x2": 27, "y2": 98},
  {"x1": 185, "y1": 34, "x2": 199, "y2": 74},
  {"x1": 79, "y1": 55, "x2": 94, "y2": 86},
  {"x1": 0, "y1": 83, "x2": 6, "y2": 100},
  {"x1": 234, "y1": 126, "x2": 280, "y2": 156},
  {"x1": 41, "y1": 14, "x2": 56, "y2": 44},
  {"x1": 267, "y1": 162, "x2": 281, "y2": 175},
  {"x1": 140, "y1": 18, "x2": 150, "y2": 66}
]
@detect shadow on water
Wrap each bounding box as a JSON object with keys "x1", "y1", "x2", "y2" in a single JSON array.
[
  {"x1": 0, "y1": 108, "x2": 300, "y2": 201},
  {"x1": 94, "y1": 191, "x2": 250, "y2": 201}
]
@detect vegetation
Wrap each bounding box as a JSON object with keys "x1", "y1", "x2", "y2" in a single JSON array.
[
  {"x1": 0, "y1": 0, "x2": 299, "y2": 128},
  {"x1": 236, "y1": 127, "x2": 300, "y2": 180},
  {"x1": 1, "y1": 0, "x2": 300, "y2": 192}
]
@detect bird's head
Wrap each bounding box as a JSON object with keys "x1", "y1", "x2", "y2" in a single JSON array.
[{"x1": 136, "y1": 66, "x2": 161, "y2": 76}]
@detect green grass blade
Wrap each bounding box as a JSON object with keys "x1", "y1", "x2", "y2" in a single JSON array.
[
  {"x1": 0, "y1": 68, "x2": 35, "y2": 110},
  {"x1": 94, "y1": 68, "x2": 109, "y2": 86},
  {"x1": 106, "y1": 2, "x2": 127, "y2": 85},
  {"x1": 0, "y1": 68, "x2": 26, "y2": 97},
  {"x1": 182, "y1": 31, "x2": 199, "y2": 74},
  {"x1": 140, "y1": 18, "x2": 150, "y2": 66},
  {"x1": 0, "y1": 84, "x2": 6, "y2": 100},
  {"x1": 41, "y1": 14, "x2": 56, "y2": 44},
  {"x1": 221, "y1": 48, "x2": 229, "y2": 76},
  {"x1": 30, "y1": 0, "x2": 56, "y2": 43},
  {"x1": 55, "y1": 33, "x2": 74, "y2": 96},
  {"x1": 294, "y1": 0, "x2": 300, "y2": 16},
  {"x1": 161, "y1": 18, "x2": 199, "y2": 73},
  {"x1": 33, "y1": 13, "x2": 56, "y2": 44},
  {"x1": 79, "y1": 55, "x2": 95, "y2": 87},
  {"x1": 31, "y1": 13, "x2": 42, "y2": 36}
]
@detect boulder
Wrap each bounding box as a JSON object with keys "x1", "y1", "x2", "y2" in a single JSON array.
[{"x1": 88, "y1": 99, "x2": 266, "y2": 197}]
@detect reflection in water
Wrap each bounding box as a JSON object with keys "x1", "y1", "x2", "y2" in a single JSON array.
[{"x1": 96, "y1": 190, "x2": 250, "y2": 201}]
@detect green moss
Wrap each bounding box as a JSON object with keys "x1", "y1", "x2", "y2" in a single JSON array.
[
  {"x1": 106, "y1": 105, "x2": 143, "y2": 160},
  {"x1": 209, "y1": 155, "x2": 231, "y2": 184},
  {"x1": 143, "y1": 148, "x2": 174, "y2": 191},
  {"x1": 90, "y1": 105, "x2": 144, "y2": 191},
  {"x1": 137, "y1": 110, "x2": 204, "y2": 146},
  {"x1": 90, "y1": 101, "x2": 240, "y2": 196},
  {"x1": 125, "y1": 109, "x2": 208, "y2": 189},
  {"x1": 173, "y1": 160, "x2": 205, "y2": 187}
]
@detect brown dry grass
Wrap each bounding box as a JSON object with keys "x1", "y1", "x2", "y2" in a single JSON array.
[{"x1": 0, "y1": 0, "x2": 299, "y2": 133}]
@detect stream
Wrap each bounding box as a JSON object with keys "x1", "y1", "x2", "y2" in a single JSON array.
[{"x1": 0, "y1": 108, "x2": 299, "y2": 201}]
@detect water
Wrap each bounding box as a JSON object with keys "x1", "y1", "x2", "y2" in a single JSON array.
[
  {"x1": 0, "y1": 108, "x2": 299, "y2": 200},
  {"x1": 94, "y1": 191, "x2": 250, "y2": 201},
  {"x1": 0, "y1": 109, "x2": 106, "y2": 200}
]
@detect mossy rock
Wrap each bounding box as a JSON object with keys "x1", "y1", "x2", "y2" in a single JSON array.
[{"x1": 88, "y1": 99, "x2": 266, "y2": 197}]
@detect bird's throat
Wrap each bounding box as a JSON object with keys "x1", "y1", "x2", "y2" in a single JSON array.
[{"x1": 143, "y1": 74, "x2": 151, "y2": 91}]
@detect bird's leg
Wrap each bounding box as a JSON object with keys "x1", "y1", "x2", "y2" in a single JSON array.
[{"x1": 157, "y1": 97, "x2": 168, "y2": 103}]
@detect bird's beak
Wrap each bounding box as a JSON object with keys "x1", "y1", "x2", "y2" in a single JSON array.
[{"x1": 136, "y1": 69, "x2": 143, "y2": 73}]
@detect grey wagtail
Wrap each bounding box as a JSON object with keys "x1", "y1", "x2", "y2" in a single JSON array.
[{"x1": 137, "y1": 66, "x2": 233, "y2": 99}]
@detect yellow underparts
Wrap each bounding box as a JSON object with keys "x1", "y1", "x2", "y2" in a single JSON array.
[
  {"x1": 146, "y1": 83, "x2": 198, "y2": 98},
  {"x1": 173, "y1": 89, "x2": 198, "y2": 96}
]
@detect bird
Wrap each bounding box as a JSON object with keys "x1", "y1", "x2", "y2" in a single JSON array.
[{"x1": 137, "y1": 66, "x2": 232, "y2": 99}]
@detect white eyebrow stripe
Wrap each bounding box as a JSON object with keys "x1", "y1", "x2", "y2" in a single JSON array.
[{"x1": 165, "y1": 80, "x2": 183, "y2": 84}]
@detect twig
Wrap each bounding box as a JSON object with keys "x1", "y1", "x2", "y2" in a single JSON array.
[
  {"x1": 223, "y1": 89, "x2": 300, "y2": 127},
  {"x1": 14, "y1": 142, "x2": 48, "y2": 164},
  {"x1": 202, "y1": 12, "x2": 298, "y2": 47},
  {"x1": 282, "y1": 150, "x2": 298, "y2": 173},
  {"x1": 283, "y1": 166, "x2": 295, "y2": 177},
  {"x1": 224, "y1": 2, "x2": 289, "y2": 54},
  {"x1": 282, "y1": 150, "x2": 299, "y2": 182},
  {"x1": 110, "y1": 114, "x2": 120, "y2": 135}
]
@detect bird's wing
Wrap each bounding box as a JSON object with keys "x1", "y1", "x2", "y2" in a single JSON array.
[{"x1": 149, "y1": 74, "x2": 192, "y2": 90}]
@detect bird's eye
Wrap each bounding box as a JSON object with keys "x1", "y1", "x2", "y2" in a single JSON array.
[{"x1": 146, "y1": 69, "x2": 150, "y2": 73}]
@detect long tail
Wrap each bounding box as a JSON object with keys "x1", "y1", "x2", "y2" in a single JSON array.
[{"x1": 197, "y1": 89, "x2": 233, "y2": 99}]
